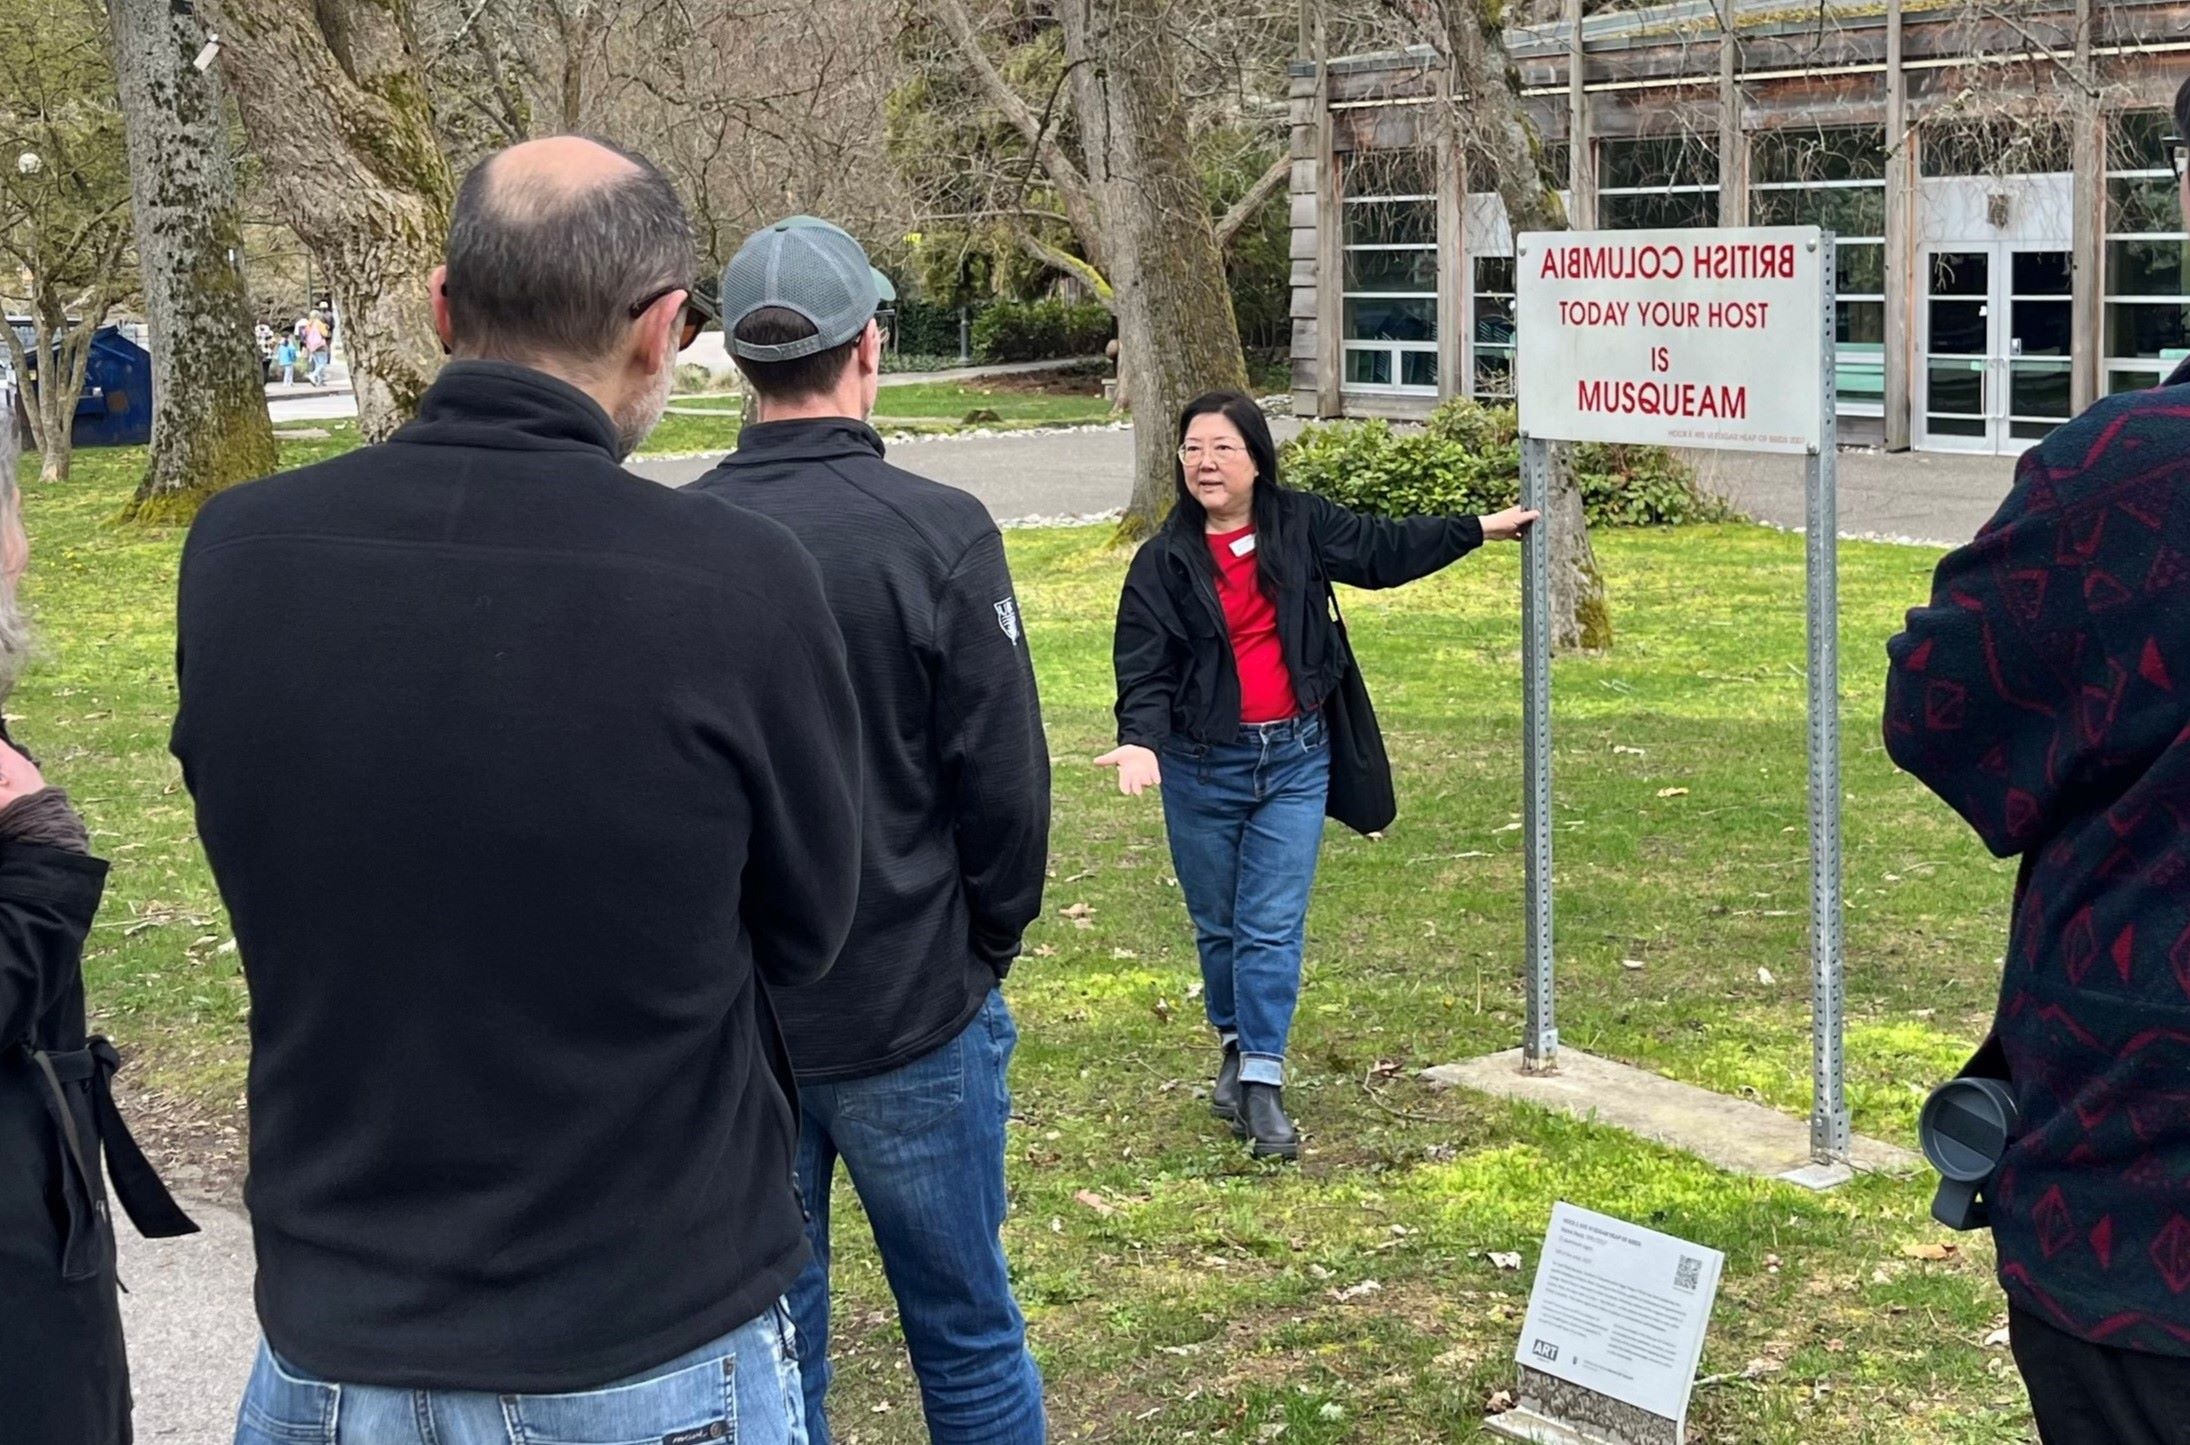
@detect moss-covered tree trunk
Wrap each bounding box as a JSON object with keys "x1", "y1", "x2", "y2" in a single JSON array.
[
  {"x1": 109, "y1": 0, "x2": 279, "y2": 522},
  {"x1": 1393, "y1": 0, "x2": 1611, "y2": 651},
  {"x1": 1057, "y1": 0, "x2": 1250, "y2": 543},
  {"x1": 204, "y1": 0, "x2": 453, "y2": 442}
]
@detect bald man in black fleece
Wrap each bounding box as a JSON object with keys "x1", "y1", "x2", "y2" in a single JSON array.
[{"x1": 175, "y1": 136, "x2": 859, "y2": 1443}]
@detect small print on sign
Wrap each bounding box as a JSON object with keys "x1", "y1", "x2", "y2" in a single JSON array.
[
  {"x1": 1516, "y1": 227, "x2": 1828, "y2": 455},
  {"x1": 1511, "y1": 1202, "x2": 1725, "y2": 1429}
]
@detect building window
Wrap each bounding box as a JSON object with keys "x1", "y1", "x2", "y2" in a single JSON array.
[
  {"x1": 1751, "y1": 125, "x2": 1887, "y2": 415},
  {"x1": 1471, "y1": 256, "x2": 1515, "y2": 399},
  {"x1": 1458, "y1": 148, "x2": 1570, "y2": 404},
  {"x1": 2104, "y1": 110, "x2": 2189, "y2": 394},
  {"x1": 1341, "y1": 149, "x2": 1438, "y2": 394},
  {"x1": 1597, "y1": 135, "x2": 1719, "y2": 231}
]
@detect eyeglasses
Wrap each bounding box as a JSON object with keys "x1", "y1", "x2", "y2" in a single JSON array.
[
  {"x1": 1178, "y1": 442, "x2": 1248, "y2": 465},
  {"x1": 631, "y1": 283, "x2": 720, "y2": 352}
]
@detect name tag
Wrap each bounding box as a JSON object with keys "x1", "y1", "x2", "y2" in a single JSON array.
[{"x1": 1229, "y1": 534, "x2": 1257, "y2": 558}]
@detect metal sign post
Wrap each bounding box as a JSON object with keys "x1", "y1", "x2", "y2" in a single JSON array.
[
  {"x1": 1520, "y1": 431, "x2": 1557, "y2": 1073},
  {"x1": 1507, "y1": 225, "x2": 1848, "y2": 1167},
  {"x1": 1804, "y1": 234, "x2": 1851, "y2": 1164}
]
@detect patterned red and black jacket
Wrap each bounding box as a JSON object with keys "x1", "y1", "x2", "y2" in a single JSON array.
[{"x1": 1886, "y1": 358, "x2": 2190, "y2": 1353}]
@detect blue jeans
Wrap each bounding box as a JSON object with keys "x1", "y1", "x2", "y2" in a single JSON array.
[
  {"x1": 234, "y1": 1302, "x2": 805, "y2": 1444},
  {"x1": 789, "y1": 989, "x2": 1044, "y2": 1445},
  {"x1": 1161, "y1": 712, "x2": 1331, "y2": 1087}
]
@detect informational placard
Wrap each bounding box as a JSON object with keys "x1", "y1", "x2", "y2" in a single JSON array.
[
  {"x1": 1511, "y1": 1203, "x2": 1724, "y2": 1430},
  {"x1": 1515, "y1": 227, "x2": 1827, "y2": 454}
]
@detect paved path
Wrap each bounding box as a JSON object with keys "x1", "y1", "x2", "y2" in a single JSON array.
[
  {"x1": 119, "y1": 1199, "x2": 258, "y2": 1443},
  {"x1": 1684, "y1": 446, "x2": 2016, "y2": 548},
  {"x1": 634, "y1": 424, "x2": 1142, "y2": 518},
  {"x1": 639, "y1": 423, "x2": 2012, "y2": 545}
]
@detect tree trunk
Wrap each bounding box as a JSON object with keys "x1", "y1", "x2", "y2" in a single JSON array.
[
  {"x1": 1056, "y1": 0, "x2": 1250, "y2": 542},
  {"x1": 109, "y1": 0, "x2": 280, "y2": 523},
  {"x1": 1407, "y1": 0, "x2": 1611, "y2": 650},
  {"x1": 204, "y1": 0, "x2": 454, "y2": 441},
  {"x1": 1, "y1": 305, "x2": 105, "y2": 485}
]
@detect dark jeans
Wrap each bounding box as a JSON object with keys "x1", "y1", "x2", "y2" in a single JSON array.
[
  {"x1": 1159, "y1": 712, "x2": 1331, "y2": 1086},
  {"x1": 789, "y1": 989, "x2": 1044, "y2": 1445},
  {"x1": 2011, "y1": 1304, "x2": 2190, "y2": 1444}
]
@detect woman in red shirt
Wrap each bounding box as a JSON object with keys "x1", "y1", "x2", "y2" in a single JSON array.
[{"x1": 1098, "y1": 393, "x2": 1534, "y2": 1157}]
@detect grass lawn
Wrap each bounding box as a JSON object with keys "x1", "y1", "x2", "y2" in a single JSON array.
[
  {"x1": 269, "y1": 379, "x2": 1117, "y2": 463},
  {"x1": 647, "y1": 380, "x2": 1117, "y2": 456},
  {"x1": 22, "y1": 442, "x2": 2033, "y2": 1442}
]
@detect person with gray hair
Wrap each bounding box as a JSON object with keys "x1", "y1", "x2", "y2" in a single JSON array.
[
  {"x1": 0, "y1": 386, "x2": 198, "y2": 1442},
  {"x1": 173, "y1": 136, "x2": 862, "y2": 1445}
]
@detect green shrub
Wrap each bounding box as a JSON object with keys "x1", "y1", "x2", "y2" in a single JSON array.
[
  {"x1": 890, "y1": 297, "x2": 964, "y2": 356},
  {"x1": 971, "y1": 298, "x2": 1114, "y2": 363},
  {"x1": 1281, "y1": 397, "x2": 1727, "y2": 528}
]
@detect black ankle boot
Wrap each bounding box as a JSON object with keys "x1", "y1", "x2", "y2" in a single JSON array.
[
  {"x1": 1212, "y1": 1043, "x2": 1243, "y2": 1128},
  {"x1": 1241, "y1": 1082, "x2": 1299, "y2": 1161}
]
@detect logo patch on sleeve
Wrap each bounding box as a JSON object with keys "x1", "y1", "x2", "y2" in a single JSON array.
[{"x1": 994, "y1": 597, "x2": 1022, "y2": 645}]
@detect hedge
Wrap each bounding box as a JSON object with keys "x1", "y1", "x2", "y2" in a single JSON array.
[
  {"x1": 1280, "y1": 397, "x2": 1729, "y2": 529},
  {"x1": 970, "y1": 298, "x2": 1114, "y2": 363}
]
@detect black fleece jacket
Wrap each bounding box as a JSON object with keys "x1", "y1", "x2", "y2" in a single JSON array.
[
  {"x1": 171, "y1": 362, "x2": 863, "y2": 1392},
  {"x1": 1115, "y1": 488, "x2": 1483, "y2": 749},
  {"x1": 693, "y1": 418, "x2": 1049, "y2": 1082}
]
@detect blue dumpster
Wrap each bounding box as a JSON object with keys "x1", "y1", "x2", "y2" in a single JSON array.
[{"x1": 8, "y1": 323, "x2": 154, "y2": 448}]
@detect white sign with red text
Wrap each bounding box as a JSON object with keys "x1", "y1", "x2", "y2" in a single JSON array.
[{"x1": 1515, "y1": 227, "x2": 1828, "y2": 454}]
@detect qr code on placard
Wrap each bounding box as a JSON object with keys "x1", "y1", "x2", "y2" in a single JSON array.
[{"x1": 1674, "y1": 1255, "x2": 1702, "y2": 1293}]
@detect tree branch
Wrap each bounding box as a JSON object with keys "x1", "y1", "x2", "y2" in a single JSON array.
[
  {"x1": 1015, "y1": 233, "x2": 1114, "y2": 310},
  {"x1": 920, "y1": 0, "x2": 1103, "y2": 255},
  {"x1": 1214, "y1": 151, "x2": 1291, "y2": 251}
]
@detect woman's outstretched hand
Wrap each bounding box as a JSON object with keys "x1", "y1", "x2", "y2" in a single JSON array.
[
  {"x1": 1480, "y1": 506, "x2": 1541, "y2": 542},
  {"x1": 1094, "y1": 744, "x2": 1162, "y2": 796}
]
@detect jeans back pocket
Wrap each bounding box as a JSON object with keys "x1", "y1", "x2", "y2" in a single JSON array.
[
  {"x1": 234, "y1": 1345, "x2": 340, "y2": 1445},
  {"x1": 507, "y1": 1352, "x2": 735, "y2": 1445}
]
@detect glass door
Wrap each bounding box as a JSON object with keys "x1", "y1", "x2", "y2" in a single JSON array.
[
  {"x1": 1921, "y1": 248, "x2": 1996, "y2": 452},
  {"x1": 1920, "y1": 244, "x2": 2075, "y2": 454},
  {"x1": 2002, "y1": 247, "x2": 2074, "y2": 452}
]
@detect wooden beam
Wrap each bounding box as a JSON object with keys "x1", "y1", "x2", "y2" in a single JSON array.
[
  {"x1": 2070, "y1": 0, "x2": 2103, "y2": 412},
  {"x1": 1314, "y1": 33, "x2": 1344, "y2": 418},
  {"x1": 1438, "y1": 60, "x2": 1465, "y2": 401},
  {"x1": 1883, "y1": 0, "x2": 1912, "y2": 451},
  {"x1": 1566, "y1": 0, "x2": 1595, "y2": 229},
  {"x1": 1717, "y1": 5, "x2": 1746, "y2": 227}
]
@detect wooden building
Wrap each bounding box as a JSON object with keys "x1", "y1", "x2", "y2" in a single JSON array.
[{"x1": 1287, "y1": 0, "x2": 2190, "y2": 454}]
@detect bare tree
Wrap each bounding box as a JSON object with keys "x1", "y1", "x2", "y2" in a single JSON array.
[
  {"x1": 923, "y1": 0, "x2": 1298, "y2": 538},
  {"x1": 107, "y1": 0, "x2": 278, "y2": 521},
  {"x1": 0, "y1": 0, "x2": 133, "y2": 484},
  {"x1": 1378, "y1": 0, "x2": 1611, "y2": 650},
  {"x1": 202, "y1": 0, "x2": 453, "y2": 441}
]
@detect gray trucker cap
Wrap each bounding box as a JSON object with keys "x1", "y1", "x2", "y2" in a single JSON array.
[{"x1": 721, "y1": 216, "x2": 895, "y2": 362}]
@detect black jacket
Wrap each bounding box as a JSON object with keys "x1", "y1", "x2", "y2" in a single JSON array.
[
  {"x1": 171, "y1": 362, "x2": 863, "y2": 1391},
  {"x1": 693, "y1": 419, "x2": 1049, "y2": 1082},
  {"x1": 1114, "y1": 489, "x2": 1483, "y2": 748},
  {"x1": 1, "y1": 739, "x2": 195, "y2": 1445}
]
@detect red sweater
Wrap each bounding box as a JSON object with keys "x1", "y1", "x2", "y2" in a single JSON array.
[{"x1": 1206, "y1": 525, "x2": 1297, "y2": 724}]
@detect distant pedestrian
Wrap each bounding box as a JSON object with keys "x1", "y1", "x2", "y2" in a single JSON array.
[
  {"x1": 302, "y1": 314, "x2": 329, "y2": 386},
  {"x1": 177, "y1": 135, "x2": 858, "y2": 1445},
  {"x1": 273, "y1": 337, "x2": 297, "y2": 385}
]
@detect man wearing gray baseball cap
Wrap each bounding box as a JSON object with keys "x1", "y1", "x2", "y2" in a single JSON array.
[{"x1": 691, "y1": 219, "x2": 1049, "y2": 1445}]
